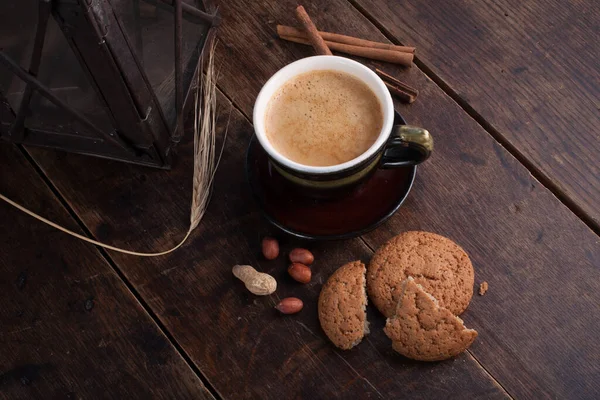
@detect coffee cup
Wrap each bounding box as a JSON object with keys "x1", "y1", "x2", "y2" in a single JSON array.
[{"x1": 253, "y1": 56, "x2": 432, "y2": 191}]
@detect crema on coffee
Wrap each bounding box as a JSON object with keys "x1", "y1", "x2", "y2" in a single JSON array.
[{"x1": 264, "y1": 70, "x2": 383, "y2": 167}]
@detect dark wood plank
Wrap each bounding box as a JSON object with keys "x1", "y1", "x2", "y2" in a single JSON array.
[
  {"x1": 211, "y1": 1, "x2": 600, "y2": 397},
  {"x1": 361, "y1": 100, "x2": 600, "y2": 399},
  {"x1": 18, "y1": 0, "x2": 600, "y2": 399},
  {"x1": 24, "y1": 91, "x2": 508, "y2": 399},
  {"x1": 351, "y1": 0, "x2": 600, "y2": 229},
  {"x1": 209, "y1": 0, "x2": 600, "y2": 397},
  {"x1": 0, "y1": 144, "x2": 214, "y2": 399}
]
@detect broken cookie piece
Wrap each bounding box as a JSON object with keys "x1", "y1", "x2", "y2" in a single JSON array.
[
  {"x1": 318, "y1": 261, "x2": 369, "y2": 350},
  {"x1": 384, "y1": 277, "x2": 477, "y2": 361}
]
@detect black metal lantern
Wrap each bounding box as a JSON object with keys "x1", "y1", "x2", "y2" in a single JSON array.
[{"x1": 0, "y1": 0, "x2": 219, "y2": 168}]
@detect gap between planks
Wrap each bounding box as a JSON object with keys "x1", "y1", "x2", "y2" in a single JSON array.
[
  {"x1": 15, "y1": 144, "x2": 225, "y2": 400},
  {"x1": 346, "y1": 0, "x2": 600, "y2": 238}
]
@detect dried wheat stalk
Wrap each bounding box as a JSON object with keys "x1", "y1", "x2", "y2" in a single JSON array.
[
  {"x1": 191, "y1": 38, "x2": 219, "y2": 231},
  {"x1": 0, "y1": 39, "x2": 227, "y2": 257}
]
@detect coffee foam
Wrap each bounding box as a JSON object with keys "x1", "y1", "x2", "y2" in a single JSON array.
[{"x1": 265, "y1": 70, "x2": 383, "y2": 167}]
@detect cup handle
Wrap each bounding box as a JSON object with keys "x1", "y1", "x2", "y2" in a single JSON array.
[{"x1": 380, "y1": 125, "x2": 433, "y2": 168}]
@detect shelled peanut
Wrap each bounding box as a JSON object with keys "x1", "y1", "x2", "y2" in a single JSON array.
[
  {"x1": 289, "y1": 248, "x2": 314, "y2": 265},
  {"x1": 288, "y1": 262, "x2": 311, "y2": 283},
  {"x1": 275, "y1": 297, "x2": 304, "y2": 314},
  {"x1": 262, "y1": 237, "x2": 279, "y2": 260}
]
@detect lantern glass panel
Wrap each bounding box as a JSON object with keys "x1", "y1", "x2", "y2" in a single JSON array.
[
  {"x1": 0, "y1": 0, "x2": 36, "y2": 111},
  {"x1": 114, "y1": 0, "x2": 211, "y2": 130},
  {"x1": 27, "y1": 17, "x2": 114, "y2": 136}
]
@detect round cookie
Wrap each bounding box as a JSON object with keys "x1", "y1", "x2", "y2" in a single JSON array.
[
  {"x1": 318, "y1": 261, "x2": 369, "y2": 350},
  {"x1": 367, "y1": 231, "x2": 474, "y2": 317},
  {"x1": 384, "y1": 277, "x2": 478, "y2": 361}
]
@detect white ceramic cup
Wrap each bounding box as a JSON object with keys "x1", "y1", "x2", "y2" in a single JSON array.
[{"x1": 252, "y1": 56, "x2": 432, "y2": 189}]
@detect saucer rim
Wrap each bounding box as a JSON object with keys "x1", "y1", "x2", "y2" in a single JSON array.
[{"x1": 245, "y1": 111, "x2": 416, "y2": 241}]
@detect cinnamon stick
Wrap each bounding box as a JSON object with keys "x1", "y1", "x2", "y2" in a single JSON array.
[
  {"x1": 279, "y1": 35, "x2": 413, "y2": 67},
  {"x1": 294, "y1": 6, "x2": 332, "y2": 56},
  {"x1": 375, "y1": 68, "x2": 419, "y2": 100},
  {"x1": 384, "y1": 82, "x2": 416, "y2": 103},
  {"x1": 277, "y1": 25, "x2": 415, "y2": 54}
]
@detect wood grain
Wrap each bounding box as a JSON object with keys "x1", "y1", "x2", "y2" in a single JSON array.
[
  {"x1": 0, "y1": 145, "x2": 213, "y2": 399},
  {"x1": 13, "y1": 0, "x2": 600, "y2": 399},
  {"x1": 24, "y1": 90, "x2": 508, "y2": 399},
  {"x1": 351, "y1": 0, "x2": 600, "y2": 229}
]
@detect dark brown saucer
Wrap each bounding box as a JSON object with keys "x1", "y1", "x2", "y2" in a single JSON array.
[{"x1": 246, "y1": 113, "x2": 416, "y2": 240}]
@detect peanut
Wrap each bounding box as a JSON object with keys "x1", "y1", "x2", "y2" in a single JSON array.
[
  {"x1": 289, "y1": 248, "x2": 314, "y2": 265},
  {"x1": 275, "y1": 297, "x2": 304, "y2": 314},
  {"x1": 262, "y1": 237, "x2": 279, "y2": 260},
  {"x1": 232, "y1": 265, "x2": 277, "y2": 295},
  {"x1": 288, "y1": 263, "x2": 311, "y2": 283}
]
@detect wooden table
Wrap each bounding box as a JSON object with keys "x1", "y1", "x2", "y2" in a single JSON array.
[{"x1": 1, "y1": 0, "x2": 599, "y2": 398}]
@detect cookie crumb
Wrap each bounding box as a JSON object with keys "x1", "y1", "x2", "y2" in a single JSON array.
[{"x1": 479, "y1": 281, "x2": 488, "y2": 296}]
